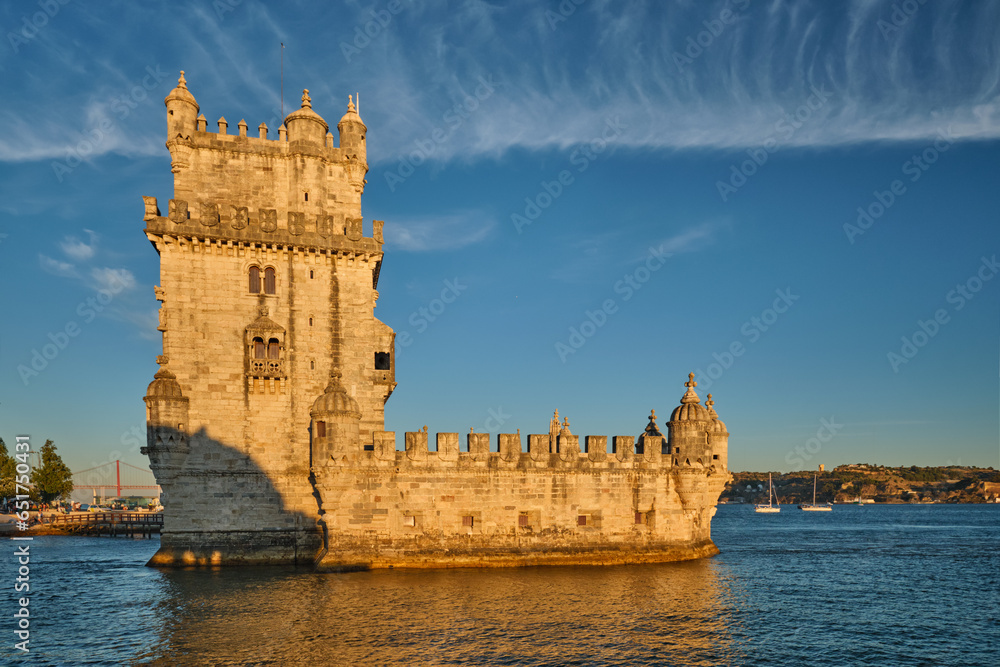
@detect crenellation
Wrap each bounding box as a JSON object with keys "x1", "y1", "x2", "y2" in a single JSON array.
[{"x1": 144, "y1": 71, "x2": 729, "y2": 569}]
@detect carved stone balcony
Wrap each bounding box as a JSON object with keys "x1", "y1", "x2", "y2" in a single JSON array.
[{"x1": 249, "y1": 359, "x2": 283, "y2": 378}]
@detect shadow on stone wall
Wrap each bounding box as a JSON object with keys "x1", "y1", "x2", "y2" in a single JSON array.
[{"x1": 143, "y1": 426, "x2": 324, "y2": 567}]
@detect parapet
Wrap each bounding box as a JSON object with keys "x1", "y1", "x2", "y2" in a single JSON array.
[
  {"x1": 318, "y1": 429, "x2": 723, "y2": 473},
  {"x1": 142, "y1": 195, "x2": 385, "y2": 254}
]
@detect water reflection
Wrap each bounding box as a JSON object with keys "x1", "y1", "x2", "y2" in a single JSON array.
[{"x1": 137, "y1": 560, "x2": 745, "y2": 666}]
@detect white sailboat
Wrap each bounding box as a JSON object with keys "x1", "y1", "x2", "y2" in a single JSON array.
[
  {"x1": 754, "y1": 473, "x2": 781, "y2": 513},
  {"x1": 799, "y1": 473, "x2": 832, "y2": 511}
]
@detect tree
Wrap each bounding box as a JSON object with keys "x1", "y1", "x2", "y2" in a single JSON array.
[
  {"x1": 0, "y1": 438, "x2": 17, "y2": 499},
  {"x1": 30, "y1": 440, "x2": 73, "y2": 504}
]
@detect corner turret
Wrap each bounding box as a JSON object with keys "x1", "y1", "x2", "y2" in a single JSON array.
[
  {"x1": 337, "y1": 95, "x2": 367, "y2": 161},
  {"x1": 284, "y1": 89, "x2": 329, "y2": 145},
  {"x1": 667, "y1": 373, "x2": 713, "y2": 467},
  {"x1": 164, "y1": 71, "x2": 199, "y2": 140},
  {"x1": 310, "y1": 369, "x2": 361, "y2": 464}
]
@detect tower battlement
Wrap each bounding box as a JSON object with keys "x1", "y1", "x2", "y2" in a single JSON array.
[{"x1": 142, "y1": 72, "x2": 730, "y2": 570}]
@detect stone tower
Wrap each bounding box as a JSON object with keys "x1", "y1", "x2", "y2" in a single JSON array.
[{"x1": 142, "y1": 73, "x2": 394, "y2": 565}]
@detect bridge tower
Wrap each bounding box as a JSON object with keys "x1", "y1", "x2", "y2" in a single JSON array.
[{"x1": 141, "y1": 73, "x2": 395, "y2": 565}]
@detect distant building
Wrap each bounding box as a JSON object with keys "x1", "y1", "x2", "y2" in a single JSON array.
[{"x1": 141, "y1": 73, "x2": 731, "y2": 568}]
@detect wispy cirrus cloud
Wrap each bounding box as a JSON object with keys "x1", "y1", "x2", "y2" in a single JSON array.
[
  {"x1": 59, "y1": 230, "x2": 98, "y2": 261},
  {"x1": 38, "y1": 254, "x2": 78, "y2": 278},
  {"x1": 383, "y1": 210, "x2": 496, "y2": 251},
  {"x1": 1, "y1": 0, "x2": 997, "y2": 166}
]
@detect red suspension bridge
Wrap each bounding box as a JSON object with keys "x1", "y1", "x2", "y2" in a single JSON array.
[{"x1": 72, "y1": 460, "x2": 160, "y2": 502}]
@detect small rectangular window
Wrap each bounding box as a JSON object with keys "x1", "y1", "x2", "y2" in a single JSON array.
[
  {"x1": 518, "y1": 512, "x2": 529, "y2": 527},
  {"x1": 315, "y1": 421, "x2": 326, "y2": 438},
  {"x1": 635, "y1": 511, "x2": 644, "y2": 525},
  {"x1": 374, "y1": 352, "x2": 390, "y2": 370},
  {"x1": 304, "y1": 192, "x2": 309, "y2": 201},
  {"x1": 577, "y1": 515, "x2": 588, "y2": 526},
  {"x1": 462, "y1": 515, "x2": 474, "y2": 527},
  {"x1": 713, "y1": 454, "x2": 719, "y2": 460},
  {"x1": 404, "y1": 515, "x2": 416, "y2": 527}
]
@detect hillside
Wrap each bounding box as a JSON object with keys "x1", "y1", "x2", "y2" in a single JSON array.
[{"x1": 722, "y1": 464, "x2": 1000, "y2": 504}]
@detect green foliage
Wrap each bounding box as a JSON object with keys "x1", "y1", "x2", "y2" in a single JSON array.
[
  {"x1": 30, "y1": 440, "x2": 74, "y2": 503},
  {"x1": 0, "y1": 438, "x2": 17, "y2": 499}
]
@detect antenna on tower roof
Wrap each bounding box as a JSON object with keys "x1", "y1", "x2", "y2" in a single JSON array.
[{"x1": 280, "y1": 42, "x2": 285, "y2": 120}]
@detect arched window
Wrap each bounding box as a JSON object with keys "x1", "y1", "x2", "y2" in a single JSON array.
[
  {"x1": 267, "y1": 338, "x2": 280, "y2": 359},
  {"x1": 253, "y1": 337, "x2": 265, "y2": 359},
  {"x1": 248, "y1": 266, "x2": 260, "y2": 294},
  {"x1": 264, "y1": 267, "x2": 276, "y2": 295}
]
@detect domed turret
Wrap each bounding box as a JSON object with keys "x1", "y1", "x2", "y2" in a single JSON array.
[
  {"x1": 284, "y1": 89, "x2": 329, "y2": 145},
  {"x1": 637, "y1": 409, "x2": 666, "y2": 456},
  {"x1": 310, "y1": 369, "x2": 361, "y2": 419},
  {"x1": 310, "y1": 369, "x2": 361, "y2": 464},
  {"x1": 667, "y1": 373, "x2": 712, "y2": 467},
  {"x1": 146, "y1": 365, "x2": 184, "y2": 399},
  {"x1": 705, "y1": 393, "x2": 727, "y2": 433},
  {"x1": 670, "y1": 373, "x2": 710, "y2": 422},
  {"x1": 164, "y1": 71, "x2": 199, "y2": 140},
  {"x1": 337, "y1": 94, "x2": 367, "y2": 160},
  {"x1": 143, "y1": 356, "x2": 190, "y2": 464}
]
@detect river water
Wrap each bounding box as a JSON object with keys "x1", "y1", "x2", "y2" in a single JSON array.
[{"x1": 3, "y1": 504, "x2": 998, "y2": 666}]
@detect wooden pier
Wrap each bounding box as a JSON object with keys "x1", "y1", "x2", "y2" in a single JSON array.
[{"x1": 47, "y1": 511, "x2": 163, "y2": 538}]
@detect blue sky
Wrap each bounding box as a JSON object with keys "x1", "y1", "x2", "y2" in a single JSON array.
[{"x1": 1, "y1": 0, "x2": 998, "y2": 475}]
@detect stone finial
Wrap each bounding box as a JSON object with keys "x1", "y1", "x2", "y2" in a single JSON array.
[
  {"x1": 258, "y1": 122, "x2": 268, "y2": 139},
  {"x1": 347, "y1": 94, "x2": 356, "y2": 114},
  {"x1": 237, "y1": 119, "x2": 248, "y2": 137},
  {"x1": 423, "y1": 425, "x2": 428, "y2": 434},
  {"x1": 561, "y1": 417, "x2": 572, "y2": 436},
  {"x1": 302, "y1": 89, "x2": 312, "y2": 109},
  {"x1": 177, "y1": 70, "x2": 188, "y2": 89},
  {"x1": 470, "y1": 427, "x2": 474, "y2": 434},
  {"x1": 278, "y1": 124, "x2": 287, "y2": 141},
  {"x1": 196, "y1": 114, "x2": 207, "y2": 131},
  {"x1": 680, "y1": 372, "x2": 701, "y2": 405},
  {"x1": 649, "y1": 409, "x2": 657, "y2": 422},
  {"x1": 706, "y1": 394, "x2": 714, "y2": 408},
  {"x1": 156, "y1": 355, "x2": 169, "y2": 366},
  {"x1": 217, "y1": 116, "x2": 228, "y2": 134}
]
